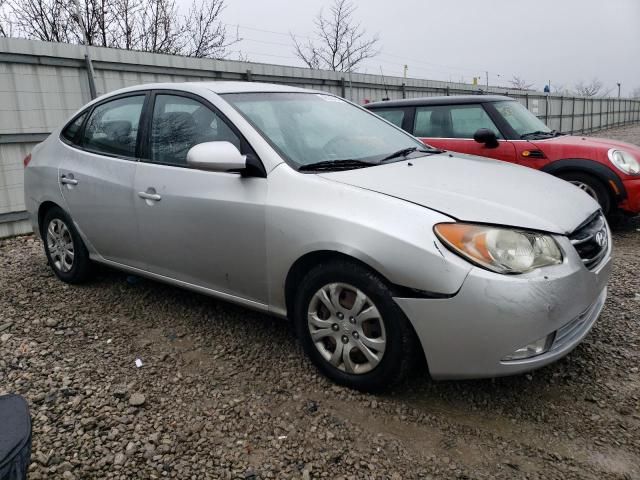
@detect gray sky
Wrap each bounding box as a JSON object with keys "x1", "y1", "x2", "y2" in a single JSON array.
[{"x1": 210, "y1": 0, "x2": 640, "y2": 95}]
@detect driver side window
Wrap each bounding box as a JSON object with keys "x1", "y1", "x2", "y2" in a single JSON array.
[{"x1": 149, "y1": 94, "x2": 241, "y2": 167}]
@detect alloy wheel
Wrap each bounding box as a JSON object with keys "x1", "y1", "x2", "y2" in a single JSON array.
[
  {"x1": 307, "y1": 282, "x2": 386, "y2": 374},
  {"x1": 46, "y1": 219, "x2": 74, "y2": 273}
]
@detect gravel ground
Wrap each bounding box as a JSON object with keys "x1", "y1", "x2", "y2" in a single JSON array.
[{"x1": 1, "y1": 125, "x2": 639, "y2": 480}]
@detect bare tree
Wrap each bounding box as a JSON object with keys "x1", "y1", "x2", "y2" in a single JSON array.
[
  {"x1": 139, "y1": 0, "x2": 184, "y2": 55},
  {"x1": 508, "y1": 75, "x2": 533, "y2": 90},
  {"x1": 5, "y1": 0, "x2": 73, "y2": 42},
  {"x1": 575, "y1": 78, "x2": 604, "y2": 97},
  {"x1": 291, "y1": 0, "x2": 379, "y2": 72},
  {"x1": 2, "y1": 0, "x2": 235, "y2": 58},
  {"x1": 110, "y1": 0, "x2": 141, "y2": 50},
  {"x1": 182, "y1": 0, "x2": 230, "y2": 58},
  {"x1": 0, "y1": 0, "x2": 7, "y2": 36}
]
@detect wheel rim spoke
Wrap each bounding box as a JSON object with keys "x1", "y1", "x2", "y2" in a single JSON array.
[
  {"x1": 328, "y1": 341, "x2": 344, "y2": 367},
  {"x1": 356, "y1": 305, "x2": 380, "y2": 324},
  {"x1": 359, "y1": 335, "x2": 386, "y2": 355},
  {"x1": 342, "y1": 346, "x2": 356, "y2": 373}
]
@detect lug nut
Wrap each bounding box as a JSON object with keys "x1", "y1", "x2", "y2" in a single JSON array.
[
  {"x1": 349, "y1": 316, "x2": 356, "y2": 324},
  {"x1": 352, "y1": 331, "x2": 359, "y2": 339},
  {"x1": 337, "y1": 312, "x2": 344, "y2": 320},
  {"x1": 331, "y1": 323, "x2": 339, "y2": 331},
  {"x1": 341, "y1": 335, "x2": 349, "y2": 344}
]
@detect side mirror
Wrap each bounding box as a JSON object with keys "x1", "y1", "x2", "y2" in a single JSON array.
[
  {"x1": 186, "y1": 141, "x2": 246, "y2": 172},
  {"x1": 473, "y1": 128, "x2": 499, "y2": 149}
]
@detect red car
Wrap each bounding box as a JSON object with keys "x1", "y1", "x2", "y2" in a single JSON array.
[{"x1": 366, "y1": 96, "x2": 640, "y2": 216}]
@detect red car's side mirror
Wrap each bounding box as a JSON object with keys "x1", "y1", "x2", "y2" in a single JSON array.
[{"x1": 473, "y1": 128, "x2": 499, "y2": 149}]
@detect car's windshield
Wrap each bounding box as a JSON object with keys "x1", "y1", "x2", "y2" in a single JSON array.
[
  {"x1": 223, "y1": 92, "x2": 425, "y2": 168},
  {"x1": 493, "y1": 100, "x2": 552, "y2": 137}
]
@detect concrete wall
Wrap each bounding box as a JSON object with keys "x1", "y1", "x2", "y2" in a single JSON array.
[{"x1": 1, "y1": 37, "x2": 639, "y2": 237}]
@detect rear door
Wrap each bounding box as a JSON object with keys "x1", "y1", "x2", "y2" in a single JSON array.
[
  {"x1": 58, "y1": 93, "x2": 147, "y2": 267},
  {"x1": 413, "y1": 104, "x2": 517, "y2": 162},
  {"x1": 133, "y1": 91, "x2": 268, "y2": 304}
]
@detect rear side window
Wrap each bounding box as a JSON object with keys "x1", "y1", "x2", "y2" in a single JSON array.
[
  {"x1": 374, "y1": 109, "x2": 405, "y2": 128},
  {"x1": 414, "y1": 105, "x2": 502, "y2": 139},
  {"x1": 83, "y1": 95, "x2": 145, "y2": 158},
  {"x1": 149, "y1": 94, "x2": 241, "y2": 167},
  {"x1": 61, "y1": 112, "x2": 87, "y2": 145}
]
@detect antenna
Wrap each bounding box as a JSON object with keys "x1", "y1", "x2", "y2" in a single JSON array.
[{"x1": 379, "y1": 66, "x2": 390, "y2": 101}]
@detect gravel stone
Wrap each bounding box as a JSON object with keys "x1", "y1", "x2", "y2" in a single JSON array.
[
  {"x1": 1, "y1": 124, "x2": 639, "y2": 479},
  {"x1": 128, "y1": 393, "x2": 146, "y2": 406}
]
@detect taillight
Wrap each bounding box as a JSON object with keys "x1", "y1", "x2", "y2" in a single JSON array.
[{"x1": 23, "y1": 153, "x2": 32, "y2": 168}]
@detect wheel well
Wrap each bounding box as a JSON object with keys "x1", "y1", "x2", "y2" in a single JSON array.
[
  {"x1": 284, "y1": 251, "x2": 376, "y2": 317},
  {"x1": 553, "y1": 169, "x2": 614, "y2": 200},
  {"x1": 37, "y1": 201, "x2": 61, "y2": 236}
]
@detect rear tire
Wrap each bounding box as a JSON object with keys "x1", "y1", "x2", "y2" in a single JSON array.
[
  {"x1": 558, "y1": 172, "x2": 611, "y2": 215},
  {"x1": 42, "y1": 207, "x2": 92, "y2": 284},
  {"x1": 293, "y1": 260, "x2": 418, "y2": 392}
]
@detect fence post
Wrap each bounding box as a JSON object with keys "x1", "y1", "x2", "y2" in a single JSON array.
[
  {"x1": 599, "y1": 98, "x2": 603, "y2": 131},
  {"x1": 84, "y1": 54, "x2": 97, "y2": 100},
  {"x1": 525, "y1": 93, "x2": 529, "y2": 109},
  {"x1": 558, "y1": 96, "x2": 563, "y2": 132},
  {"x1": 582, "y1": 98, "x2": 586, "y2": 133},
  {"x1": 545, "y1": 95, "x2": 550, "y2": 125},
  {"x1": 570, "y1": 97, "x2": 575, "y2": 133},
  {"x1": 401, "y1": 82, "x2": 406, "y2": 99},
  {"x1": 245, "y1": 69, "x2": 253, "y2": 82},
  {"x1": 340, "y1": 77, "x2": 346, "y2": 98}
]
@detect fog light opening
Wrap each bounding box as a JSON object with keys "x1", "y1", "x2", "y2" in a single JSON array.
[{"x1": 502, "y1": 333, "x2": 555, "y2": 361}]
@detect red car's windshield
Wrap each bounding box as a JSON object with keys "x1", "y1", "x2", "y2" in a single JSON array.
[{"x1": 493, "y1": 100, "x2": 553, "y2": 138}]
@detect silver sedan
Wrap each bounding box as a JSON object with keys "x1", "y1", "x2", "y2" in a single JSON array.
[{"x1": 24, "y1": 82, "x2": 611, "y2": 391}]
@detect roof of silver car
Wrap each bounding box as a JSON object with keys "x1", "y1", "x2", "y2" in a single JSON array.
[{"x1": 109, "y1": 81, "x2": 313, "y2": 96}]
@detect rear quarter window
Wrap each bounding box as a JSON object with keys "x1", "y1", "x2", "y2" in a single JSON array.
[{"x1": 61, "y1": 112, "x2": 87, "y2": 145}]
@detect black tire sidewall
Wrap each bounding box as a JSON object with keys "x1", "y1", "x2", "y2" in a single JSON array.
[
  {"x1": 559, "y1": 172, "x2": 611, "y2": 214},
  {"x1": 42, "y1": 207, "x2": 91, "y2": 284},
  {"x1": 293, "y1": 261, "x2": 415, "y2": 392}
]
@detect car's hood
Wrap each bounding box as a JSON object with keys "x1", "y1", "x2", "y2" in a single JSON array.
[{"x1": 319, "y1": 153, "x2": 599, "y2": 235}]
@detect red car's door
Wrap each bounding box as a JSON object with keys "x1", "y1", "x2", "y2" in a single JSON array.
[{"x1": 413, "y1": 104, "x2": 518, "y2": 163}]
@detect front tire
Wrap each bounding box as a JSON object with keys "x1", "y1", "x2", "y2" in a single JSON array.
[
  {"x1": 293, "y1": 260, "x2": 418, "y2": 392},
  {"x1": 558, "y1": 172, "x2": 612, "y2": 215},
  {"x1": 42, "y1": 207, "x2": 92, "y2": 284}
]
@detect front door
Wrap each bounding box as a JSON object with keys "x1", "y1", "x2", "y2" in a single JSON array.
[
  {"x1": 58, "y1": 93, "x2": 147, "y2": 267},
  {"x1": 413, "y1": 104, "x2": 518, "y2": 163},
  {"x1": 133, "y1": 92, "x2": 268, "y2": 305}
]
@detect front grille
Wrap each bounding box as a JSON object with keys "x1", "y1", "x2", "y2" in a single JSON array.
[{"x1": 569, "y1": 212, "x2": 608, "y2": 270}]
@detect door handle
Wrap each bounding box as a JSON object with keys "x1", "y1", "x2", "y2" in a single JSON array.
[
  {"x1": 60, "y1": 174, "x2": 78, "y2": 186},
  {"x1": 138, "y1": 191, "x2": 162, "y2": 202}
]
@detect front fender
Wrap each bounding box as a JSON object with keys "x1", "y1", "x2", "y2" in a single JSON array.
[{"x1": 265, "y1": 167, "x2": 473, "y2": 315}]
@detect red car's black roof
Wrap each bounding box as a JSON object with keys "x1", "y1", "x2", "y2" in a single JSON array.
[{"x1": 365, "y1": 95, "x2": 512, "y2": 108}]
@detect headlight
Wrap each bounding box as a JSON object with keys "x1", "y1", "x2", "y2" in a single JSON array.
[
  {"x1": 434, "y1": 223, "x2": 563, "y2": 274},
  {"x1": 608, "y1": 149, "x2": 640, "y2": 175}
]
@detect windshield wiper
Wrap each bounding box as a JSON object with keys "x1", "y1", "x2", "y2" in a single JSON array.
[
  {"x1": 521, "y1": 130, "x2": 556, "y2": 139},
  {"x1": 381, "y1": 146, "x2": 444, "y2": 162},
  {"x1": 298, "y1": 159, "x2": 375, "y2": 172}
]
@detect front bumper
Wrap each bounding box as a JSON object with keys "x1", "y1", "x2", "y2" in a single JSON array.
[
  {"x1": 619, "y1": 177, "x2": 640, "y2": 214},
  {"x1": 394, "y1": 240, "x2": 612, "y2": 379}
]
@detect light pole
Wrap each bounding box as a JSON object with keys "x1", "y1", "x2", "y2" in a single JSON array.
[{"x1": 617, "y1": 83, "x2": 621, "y2": 98}]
